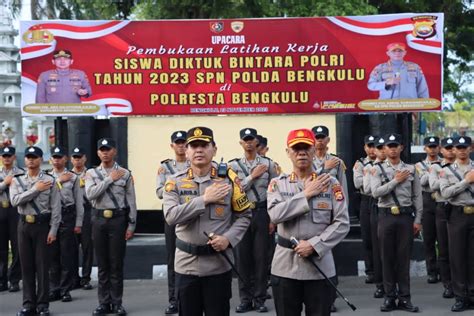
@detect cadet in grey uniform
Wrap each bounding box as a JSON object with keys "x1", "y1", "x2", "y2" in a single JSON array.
[
  {"x1": 47, "y1": 146, "x2": 84, "y2": 303},
  {"x1": 155, "y1": 130, "x2": 189, "y2": 315},
  {"x1": 230, "y1": 128, "x2": 279, "y2": 313},
  {"x1": 353, "y1": 135, "x2": 377, "y2": 284},
  {"x1": 0, "y1": 146, "x2": 24, "y2": 293},
  {"x1": 85, "y1": 138, "x2": 137, "y2": 316},
  {"x1": 415, "y1": 137, "x2": 441, "y2": 284},
  {"x1": 71, "y1": 147, "x2": 94, "y2": 290},
  {"x1": 268, "y1": 128, "x2": 349, "y2": 315},
  {"x1": 163, "y1": 127, "x2": 252, "y2": 316},
  {"x1": 10, "y1": 146, "x2": 61, "y2": 316},
  {"x1": 439, "y1": 136, "x2": 474, "y2": 312},
  {"x1": 370, "y1": 133, "x2": 422, "y2": 313},
  {"x1": 35, "y1": 49, "x2": 92, "y2": 104},
  {"x1": 367, "y1": 42, "x2": 429, "y2": 99},
  {"x1": 428, "y1": 137, "x2": 455, "y2": 299}
]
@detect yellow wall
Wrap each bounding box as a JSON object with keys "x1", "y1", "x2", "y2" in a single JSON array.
[{"x1": 128, "y1": 114, "x2": 336, "y2": 210}]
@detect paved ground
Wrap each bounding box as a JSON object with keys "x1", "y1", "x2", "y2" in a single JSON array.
[{"x1": 0, "y1": 276, "x2": 471, "y2": 315}]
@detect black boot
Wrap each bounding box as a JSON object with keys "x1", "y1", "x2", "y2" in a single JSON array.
[
  {"x1": 451, "y1": 298, "x2": 469, "y2": 312},
  {"x1": 380, "y1": 298, "x2": 396, "y2": 312},
  {"x1": 397, "y1": 299, "x2": 420, "y2": 312}
]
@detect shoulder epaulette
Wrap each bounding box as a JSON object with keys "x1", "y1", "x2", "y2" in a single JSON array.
[
  {"x1": 228, "y1": 158, "x2": 240, "y2": 163},
  {"x1": 43, "y1": 173, "x2": 55, "y2": 179},
  {"x1": 14, "y1": 173, "x2": 23, "y2": 178},
  {"x1": 330, "y1": 153, "x2": 339, "y2": 158},
  {"x1": 431, "y1": 161, "x2": 441, "y2": 165},
  {"x1": 161, "y1": 158, "x2": 172, "y2": 164},
  {"x1": 441, "y1": 163, "x2": 452, "y2": 168}
]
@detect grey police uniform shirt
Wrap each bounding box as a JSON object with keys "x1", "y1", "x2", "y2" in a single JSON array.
[
  {"x1": 267, "y1": 172, "x2": 349, "y2": 280},
  {"x1": 353, "y1": 157, "x2": 373, "y2": 196},
  {"x1": 363, "y1": 159, "x2": 382, "y2": 196},
  {"x1": 0, "y1": 166, "x2": 25, "y2": 208},
  {"x1": 9, "y1": 171, "x2": 61, "y2": 236},
  {"x1": 36, "y1": 69, "x2": 92, "y2": 104},
  {"x1": 429, "y1": 160, "x2": 449, "y2": 203},
  {"x1": 367, "y1": 60, "x2": 429, "y2": 99},
  {"x1": 313, "y1": 153, "x2": 349, "y2": 199},
  {"x1": 85, "y1": 163, "x2": 137, "y2": 232},
  {"x1": 415, "y1": 158, "x2": 441, "y2": 193},
  {"x1": 439, "y1": 160, "x2": 474, "y2": 206},
  {"x1": 156, "y1": 159, "x2": 189, "y2": 199},
  {"x1": 73, "y1": 168, "x2": 89, "y2": 205},
  {"x1": 229, "y1": 154, "x2": 279, "y2": 203},
  {"x1": 369, "y1": 160, "x2": 423, "y2": 224},
  {"x1": 50, "y1": 169, "x2": 84, "y2": 227},
  {"x1": 163, "y1": 167, "x2": 252, "y2": 277}
]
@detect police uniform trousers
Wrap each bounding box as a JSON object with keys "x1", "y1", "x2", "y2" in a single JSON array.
[
  {"x1": 18, "y1": 216, "x2": 51, "y2": 309},
  {"x1": 378, "y1": 211, "x2": 414, "y2": 299},
  {"x1": 49, "y1": 207, "x2": 76, "y2": 296},
  {"x1": 176, "y1": 270, "x2": 232, "y2": 316},
  {"x1": 92, "y1": 210, "x2": 127, "y2": 306},
  {"x1": 0, "y1": 204, "x2": 21, "y2": 287},
  {"x1": 271, "y1": 274, "x2": 335, "y2": 316},
  {"x1": 164, "y1": 213, "x2": 177, "y2": 305},
  {"x1": 359, "y1": 194, "x2": 374, "y2": 278},
  {"x1": 234, "y1": 205, "x2": 270, "y2": 305},
  {"x1": 447, "y1": 205, "x2": 474, "y2": 300},
  {"x1": 369, "y1": 199, "x2": 383, "y2": 287},
  {"x1": 421, "y1": 192, "x2": 438, "y2": 278},
  {"x1": 435, "y1": 202, "x2": 451, "y2": 288},
  {"x1": 74, "y1": 204, "x2": 93, "y2": 285}
]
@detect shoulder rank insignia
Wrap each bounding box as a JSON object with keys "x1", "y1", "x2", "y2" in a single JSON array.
[{"x1": 332, "y1": 184, "x2": 344, "y2": 201}]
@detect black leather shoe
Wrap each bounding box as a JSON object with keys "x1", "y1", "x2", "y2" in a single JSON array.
[
  {"x1": 442, "y1": 287, "x2": 454, "y2": 299},
  {"x1": 380, "y1": 298, "x2": 397, "y2": 312},
  {"x1": 48, "y1": 291, "x2": 61, "y2": 302},
  {"x1": 9, "y1": 283, "x2": 20, "y2": 292},
  {"x1": 330, "y1": 303, "x2": 337, "y2": 312},
  {"x1": 93, "y1": 304, "x2": 111, "y2": 315},
  {"x1": 165, "y1": 304, "x2": 178, "y2": 314},
  {"x1": 254, "y1": 302, "x2": 268, "y2": 313},
  {"x1": 427, "y1": 274, "x2": 439, "y2": 284},
  {"x1": 451, "y1": 298, "x2": 469, "y2": 312},
  {"x1": 236, "y1": 302, "x2": 253, "y2": 313},
  {"x1": 365, "y1": 274, "x2": 375, "y2": 284},
  {"x1": 37, "y1": 307, "x2": 50, "y2": 316},
  {"x1": 374, "y1": 286, "x2": 385, "y2": 299},
  {"x1": 111, "y1": 305, "x2": 127, "y2": 316},
  {"x1": 398, "y1": 299, "x2": 419, "y2": 312},
  {"x1": 61, "y1": 292, "x2": 72, "y2": 302},
  {"x1": 82, "y1": 282, "x2": 93, "y2": 290},
  {"x1": 16, "y1": 308, "x2": 36, "y2": 316}
]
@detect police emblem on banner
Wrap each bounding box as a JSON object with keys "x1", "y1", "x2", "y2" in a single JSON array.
[
  {"x1": 411, "y1": 16, "x2": 437, "y2": 39},
  {"x1": 231, "y1": 21, "x2": 244, "y2": 33},
  {"x1": 209, "y1": 22, "x2": 224, "y2": 33}
]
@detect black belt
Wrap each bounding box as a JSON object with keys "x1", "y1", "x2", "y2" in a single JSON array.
[
  {"x1": 378, "y1": 206, "x2": 414, "y2": 216},
  {"x1": 276, "y1": 235, "x2": 294, "y2": 249},
  {"x1": 452, "y1": 205, "x2": 474, "y2": 215},
  {"x1": 62, "y1": 205, "x2": 76, "y2": 213},
  {"x1": 93, "y1": 208, "x2": 127, "y2": 219},
  {"x1": 176, "y1": 238, "x2": 217, "y2": 256},
  {"x1": 20, "y1": 213, "x2": 51, "y2": 224}
]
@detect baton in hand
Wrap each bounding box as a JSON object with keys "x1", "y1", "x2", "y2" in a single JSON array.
[
  {"x1": 203, "y1": 231, "x2": 245, "y2": 284},
  {"x1": 290, "y1": 236, "x2": 357, "y2": 311}
]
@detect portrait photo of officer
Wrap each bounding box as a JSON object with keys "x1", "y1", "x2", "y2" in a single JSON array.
[
  {"x1": 367, "y1": 43, "x2": 429, "y2": 100},
  {"x1": 35, "y1": 50, "x2": 92, "y2": 104}
]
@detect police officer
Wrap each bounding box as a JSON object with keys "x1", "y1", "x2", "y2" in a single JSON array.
[
  {"x1": 85, "y1": 138, "x2": 137, "y2": 316},
  {"x1": 163, "y1": 127, "x2": 252, "y2": 316},
  {"x1": 370, "y1": 133, "x2": 422, "y2": 312},
  {"x1": 415, "y1": 137, "x2": 441, "y2": 284},
  {"x1": 439, "y1": 136, "x2": 474, "y2": 312},
  {"x1": 10, "y1": 146, "x2": 61, "y2": 316},
  {"x1": 47, "y1": 146, "x2": 84, "y2": 302},
  {"x1": 70, "y1": 147, "x2": 94, "y2": 290},
  {"x1": 156, "y1": 130, "x2": 189, "y2": 315},
  {"x1": 256, "y1": 135, "x2": 269, "y2": 157},
  {"x1": 367, "y1": 42, "x2": 429, "y2": 100},
  {"x1": 36, "y1": 49, "x2": 92, "y2": 104},
  {"x1": 363, "y1": 137, "x2": 387, "y2": 299},
  {"x1": 230, "y1": 128, "x2": 279, "y2": 313},
  {"x1": 428, "y1": 137, "x2": 456, "y2": 299},
  {"x1": 353, "y1": 135, "x2": 377, "y2": 284},
  {"x1": 268, "y1": 128, "x2": 349, "y2": 315},
  {"x1": 0, "y1": 146, "x2": 24, "y2": 293}
]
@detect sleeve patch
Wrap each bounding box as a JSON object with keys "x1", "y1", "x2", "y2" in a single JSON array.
[
  {"x1": 332, "y1": 184, "x2": 344, "y2": 201},
  {"x1": 268, "y1": 179, "x2": 278, "y2": 193},
  {"x1": 164, "y1": 180, "x2": 176, "y2": 193}
]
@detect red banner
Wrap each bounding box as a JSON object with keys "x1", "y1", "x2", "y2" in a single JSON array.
[{"x1": 20, "y1": 14, "x2": 443, "y2": 116}]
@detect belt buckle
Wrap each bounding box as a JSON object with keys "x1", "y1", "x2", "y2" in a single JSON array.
[
  {"x1": 390, "y1": 206, "x2": 400, "y2": 215},
  {"x1": 1, "y1": 200, "x2": 9, "y2": 208},
  {"x1": 25, "y1": 214, "x2": 36, "y2": 224},
  {"x1": 463, "y1": 206, "x2": 474, "y2": 215},
  {"x1": 103, "y1": 209, "x2": 113, "y2": 218},
  {"x1": 431, "y1": 193, "x2": 436, "y2": 200}
]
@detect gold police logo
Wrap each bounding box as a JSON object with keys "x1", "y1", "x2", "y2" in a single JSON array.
[
  {"x1": 209, "y1": 22, "x2": 224, "y2": 34},
  {"x1": 231, "y1": 21, "x2": 244, "y2": 33},
  {"x1": 411, "y1": 16, "x2": 437, "y2": 39},
  {"x1": 194, "y1": 128, "x2": 203, "y2": 137},
  {"x1": 297, "y1": 131, "x2": 305, "y2": 137},
  {"x1": 22, "y1": 26, "x2": 54, "y2": 44}
]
